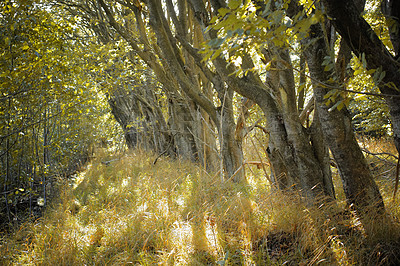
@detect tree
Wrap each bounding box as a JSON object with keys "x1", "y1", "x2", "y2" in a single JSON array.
[
  {"x1": 0, "y1": 0, "x2": 116, "y2": 228},
  {"x1": 197, "y1": 0, "x2": 337, "y2": 198},
  {"x1": 60, "y1": 0, "x2": 251, "y2": 181},
  {"x1": 58, "y1": 0, "x2": 345, "y2": 199},
  {"x1": 55, "y1": 0, "x2": 393, "y2": 217},
  {"x1": 198, "y1": 0, "x2": 388, "y2": 217},
  {"x1": 321, "y1": 0, "x2": 400, "y2": 155}
]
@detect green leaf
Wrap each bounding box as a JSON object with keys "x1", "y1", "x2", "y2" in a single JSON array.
[
  {"x1": 265, "y1": 61, "x2": 272, "y2": 71},
  {"x1": 228, "y1": 0, "x2": 241, "y2": 9},
  {"x1": 218, "y1": 8, "x2": 230, "y2": 17},
  {"x1": 324, "y1": 63, "x2": 334, "y2": 72},
  {"x1": 324, "y1": 89, "x2": 337, "y2": 99},
  {"x1": 354, "y1": 69, "x2": 363, "y2": 76},
  {"x1": 298, "y1": 82, "x2": 306, "y2": 93},
  {"x1": 210, "y1": 50, "x2": 222, "y2": 61},
  {"x1": 365, "y1": 69, "x2": 375, "y2": 75}
]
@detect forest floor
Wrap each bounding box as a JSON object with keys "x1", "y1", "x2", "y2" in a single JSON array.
[{"x1": 1, "y1": 138, "x2": 400, "y2": 265}]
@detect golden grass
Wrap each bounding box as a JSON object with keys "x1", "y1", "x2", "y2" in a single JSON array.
[{"x1": 1, "y1": 141, "x2": 400, "y2": 265}]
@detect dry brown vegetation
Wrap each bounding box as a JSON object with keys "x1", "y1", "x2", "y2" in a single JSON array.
[{"x1": 1, "y1": 138, "x2": 400, "y2": 265}]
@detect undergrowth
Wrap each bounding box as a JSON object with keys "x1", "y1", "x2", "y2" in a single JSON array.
[{"x1": 1, "y1": 141, "x2": 400, "y2": 265}]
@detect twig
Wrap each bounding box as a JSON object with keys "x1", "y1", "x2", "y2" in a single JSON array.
[
  {"x1": 153, "y1": 133, "x2": 176, "y2": 165},
  {"x1": 361, "y1": 148, "x2": 398, "y2": 166},
  {"x1": 242, "y1": 118, "x2": 262, "y2": 138},
  {"x1": 225, "y1": 164, "x2": 245, "y2": 182},
  {"x1": 361, "y1": 149, "x2": 399, "y2": 160},
  {"x1": 219, "y1": 90, "x2": 228, "y2": 182},
  {"x1": 299, "y1": 96, "x2": 314, "y2": 125},
  {"x1": 187, "y1": 127, "x2": 220, "y2": 158},
  {"x1": 244, "y1": 160, "x2": 258, "y2": 179},
  {"x1": 249, "y1": 136, "x2": 272, "y2": 184},
  {"x1": 254, "y1": 124, "x2": 269, "y2": 135},
  {"x1": 101, "y1": 158, "x2": 120, "y2": 166}
]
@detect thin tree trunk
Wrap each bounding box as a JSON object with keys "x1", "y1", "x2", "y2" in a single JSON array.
[
  {"x1": 42, "y1": 108, "x2": 48, "y2": 207},
  {"x1": 298, "y1": 51, "x2": 306, "y2": 113},
  {"x1": 218, "y1": 89, "x2": 245, "y2": 182},
  {"x1": 309, "y1": 106, "x2": 335, "y2": 198},
  {"x1": 168, "y1": 98, "x2": 201, "y2": 161},
  {"x1": 4, "y1": 98, "x2": 12, "y2": 224}
]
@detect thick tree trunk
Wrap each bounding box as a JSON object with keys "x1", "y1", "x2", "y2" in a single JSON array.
[
  {"x1": 321, "y1": 0, "x2": 400, "y2": 158},
  {"x1": 303, "y1": 23, "x2": 385, "y2": 212},
  {"x1": 212, "y1": 56, "x2": 331, "y2": 199},
  {"x1": 168, "y1": 98, "x2": 201, "y2": 161},
  {"x1": 186, "y1": 0, "x2": 334, "y2": 199},
  {"x1": 108, "y1": 91, "x2": 138, "y2": 149}
]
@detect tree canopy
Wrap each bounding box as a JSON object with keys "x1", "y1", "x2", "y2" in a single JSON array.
[{"x1": 0, "y1": 0, "x2": 121, "y2": 226}]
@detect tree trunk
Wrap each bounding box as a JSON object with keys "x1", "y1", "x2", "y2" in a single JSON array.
[
  {"x1": 309, "y1": 107, "x2": 335, "y2": 198},
  {"x1": 218, "y1": 89, "x2": 245, "y2": 182},
  {"x1": 209, "y1": 43, "x2": 337, "y2": 200},
  {"x1": 148, "y1": 0, "x2": 247, "y2": 180},
  {"x1": 186, "y1": 0, "x2": 334, "y2": 199},
  {"x1": 168, "y1": 98, "x2": 201, "y2": 161},
  {"x1": 321, "y1": 0, "x2": 400, "y2": 158},
  {"x1": 199, "y1": 83, "x2": 219, "y2": 172},
  {"x1": 108, "y1": 90, "x2": 139, "y2": 149},
  {"x1": 108, "y1": 84, "x2": 177, "y2": 158},
  {"x1": 303, "y1": 23, "x2": 385, "y2": 212}
]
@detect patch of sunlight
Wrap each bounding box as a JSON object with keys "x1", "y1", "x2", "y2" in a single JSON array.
[
  {"x1": 72, "y1": 166, "x2": 89, "y2": 189},
  {"x1": 98, "y1": 174, "x2": 105, "y2": 186},
  {"x1": 247, "y1": 173, "x2": 258, "y2": 189},
  {"x1": 205, "y1": 215, "x2": 223, "y2": 257},
  {"x1": 157, "y1": 198, "x2": 169, "y2": 217},
  {"x1": 137, "y1": 202, "x2": 148, "y2": 213},
  {"x1": 170, "y1": 220, "x2": 194, "y2": 263},
  {"x1": 349, "y1": 211, "x2": 366, "y2": 238},
  {"x1": 121, "y1": 176, "x2": 131, "y2": 188},
  {"x1": 331, "y1": 237, "x2": 349, "y2": 264},
  {"x1": 175, "y1": 196, "x2": 186, "y2": 207},
  {"x1": 239, "y1": 221, "x2": 255, "y2": 265},
  {"x1": 79, "y1": 224, "x2": 98, "y2": 247},
  {"x1": 107, "y1": 186, "x2": 116, "y2": 196},
  {"x1": 104, "y1": 218, "x2": 128, "y2": 241}
]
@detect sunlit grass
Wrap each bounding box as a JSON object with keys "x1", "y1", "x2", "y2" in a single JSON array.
[{"x1": 1, "y1": 139, "x2": 400, "y2": 265}]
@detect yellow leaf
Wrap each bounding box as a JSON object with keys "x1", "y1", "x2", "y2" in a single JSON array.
[{"x1": 354, "y1": 69, "x2": 363, "y2": 76}]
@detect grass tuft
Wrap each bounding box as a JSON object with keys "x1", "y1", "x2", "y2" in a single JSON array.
[{"x1": 1, "y1": 142, "x2": 400, "y2": 265}]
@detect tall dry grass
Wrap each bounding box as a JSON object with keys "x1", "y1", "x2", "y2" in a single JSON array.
[{"x1": 1, "y1": 138, "x2": 399, "y2": 265}]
